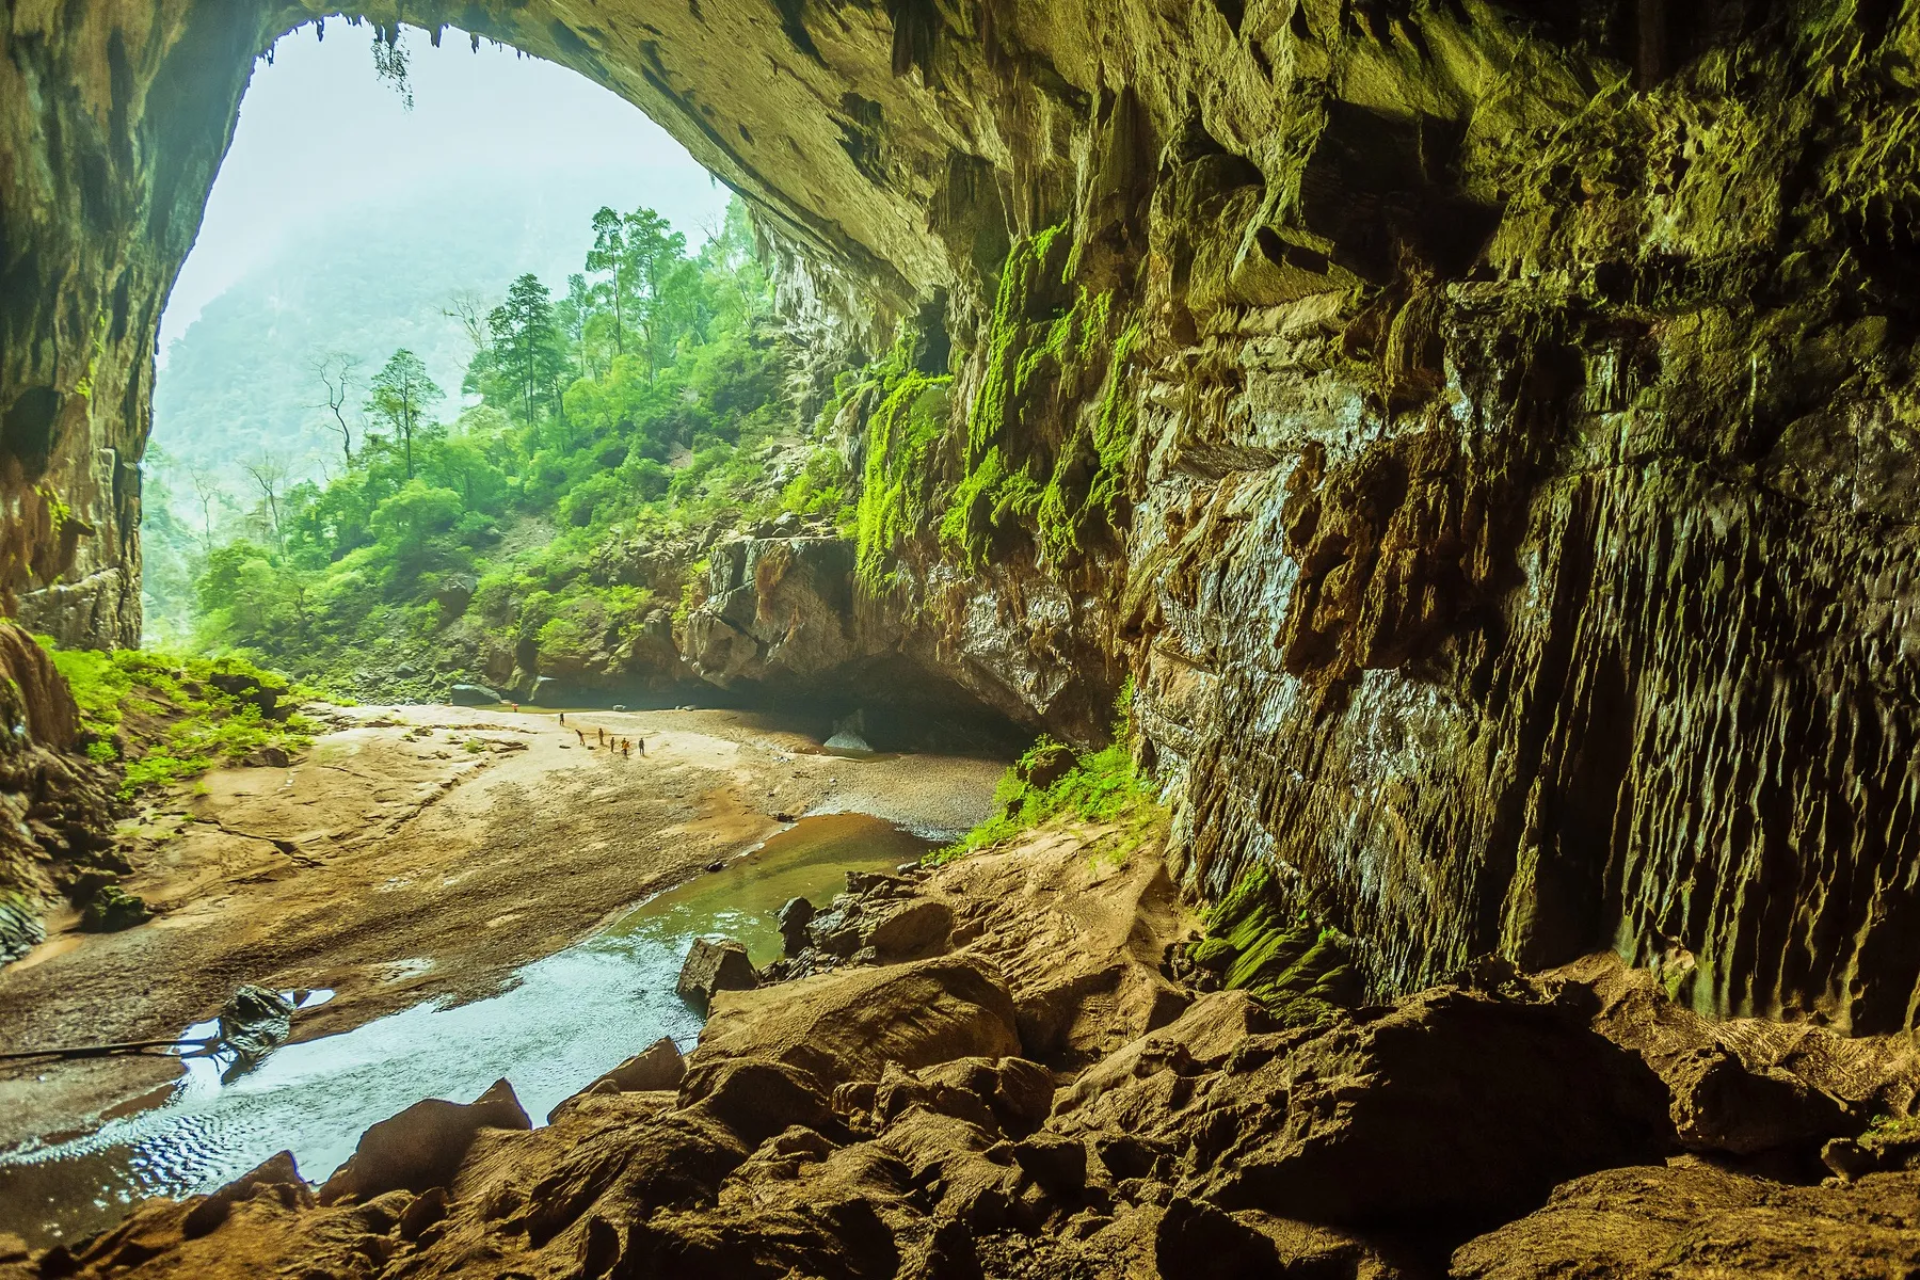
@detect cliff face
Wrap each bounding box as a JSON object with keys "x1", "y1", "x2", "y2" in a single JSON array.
[{"x1": 6, "y1": 0, "x2": 1920, "y2": 1030}]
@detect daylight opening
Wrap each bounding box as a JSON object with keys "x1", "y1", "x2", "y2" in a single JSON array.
[{"x1": 141, "y1": 23, "x2": 757, "y2": 691}]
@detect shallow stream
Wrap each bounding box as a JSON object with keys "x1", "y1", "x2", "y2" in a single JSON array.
[{"x1": 0, "y1": 812, "x2": 934, "y2": 1249}]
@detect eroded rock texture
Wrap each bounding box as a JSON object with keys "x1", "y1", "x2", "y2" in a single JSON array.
[
  {"x1": 8, "y1": 1, "x2": 1920, "y2": 1030},
  {"x1": 15, "y1": 823, "x2": 1918, "y2": 1280}
]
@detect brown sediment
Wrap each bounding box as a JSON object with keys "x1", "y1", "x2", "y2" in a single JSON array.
[{"x1": 0, "y1": 704, "x2": 1003, "y2": 1153}]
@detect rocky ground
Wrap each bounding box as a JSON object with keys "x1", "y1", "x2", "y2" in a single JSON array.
[
  {"x1": 0, "y1": 704, "x2": 1003, "y2": 1153},
  {"x1": 8, "y1": 822, "x2": 1916, "y2": 1280}
]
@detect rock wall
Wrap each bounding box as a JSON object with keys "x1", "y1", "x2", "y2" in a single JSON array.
[
  {"x1": 7, "y1": 0, "x2": 1920, "y2": 1031},
  {"x1": 0, "y1": 623, "x2": 120, "y2": 960}
]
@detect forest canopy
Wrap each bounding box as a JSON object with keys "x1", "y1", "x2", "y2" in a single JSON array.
[{"x1": 146, "y1": 198, "x2": 853, "y2": 694}]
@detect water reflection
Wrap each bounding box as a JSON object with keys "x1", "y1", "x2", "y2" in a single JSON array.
[{"x1": 0, "y1": 814, "x2": 933, "y2": 1248}]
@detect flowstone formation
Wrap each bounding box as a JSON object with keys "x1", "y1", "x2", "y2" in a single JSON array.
[{"x1": 8, "y1": 1, "x2": 1920, "y2": 1036}]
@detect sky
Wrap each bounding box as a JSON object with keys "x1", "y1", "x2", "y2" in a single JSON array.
[{"x1": 160, "y1": 21, "x2": 733, "y2": 359}]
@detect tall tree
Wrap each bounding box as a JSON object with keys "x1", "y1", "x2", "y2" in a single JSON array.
[
  {"x1": 441, "y1": 290, "x2": 493, "y2": 361},
  {"x1": 487, "y1": 275, "x2": 558, "y2": 432},
  {"x1": 586, "y1": 207, "x2": 628, "y2": 356},
  {"x1": 556, "y1": 273, "x2": 597, "y2": 380},
  {"x1": 620, "y1": 207, "x2": 689, "y2": 378},
  {"x1": 184, "y1": 462, "x2": 227, "y2": 558},
  {"x1": 241, "y1": 452, "x2": 291, "y2": 550},
  {"x1": 310, "y1": 351, "x2": 362, "y2": 467},
  {"x1": 364, "y1": 348, "x2": 444, "y2": 479}
]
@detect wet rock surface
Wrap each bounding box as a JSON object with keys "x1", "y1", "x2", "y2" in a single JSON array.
[
  {"x1": 0, "y1": 624, "x2": 121, "y2": 960},
  {"x1": 675, "y1": 938, "x2": 759, "y2": 1013}
]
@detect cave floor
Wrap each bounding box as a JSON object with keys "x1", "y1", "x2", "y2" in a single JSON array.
[{"x1": 0, "y1": 704, "x2": 1004, "y2": 1153}]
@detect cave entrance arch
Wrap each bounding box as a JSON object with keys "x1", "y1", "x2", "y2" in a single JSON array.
[{"x1": 3, "y1": 1, "x2": 941, "y2": 647}]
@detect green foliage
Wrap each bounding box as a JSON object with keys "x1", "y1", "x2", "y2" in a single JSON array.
[
  {"x1": 782, "y1": 448, "x2": 857, "y2": 530},
  {"x1": 941, "y1": 222, "x2": 1139, "y2": 570},
  {"x1": 854, "y1": 346, "x2": 954, "y2": 589},
  {"x1": 38, "y1": 639, "x2": 327, "y2": 800},
  {"x1": 929, "y1": 681, "x2": 1163, "y2": 865},
  {"x1": 363, "y1": 348, "x2": 444, "y2": 478},
  {"x1": 182, "y1": 198, "x2": 791, "y2": 692},
  {"x1": 1188, "y1": 864, "x2": 1359, "y2": 1028}
]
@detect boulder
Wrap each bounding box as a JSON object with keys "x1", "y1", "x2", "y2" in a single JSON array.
[
  {"x1": 433, "y1": 573, "x2": 477, "y2": 614},
  {"x1": 777, "y1": 896, "x2": 815, "y2": 957},
  {"x1": 1823, "y1": 1117, "x2": 1920, "y2": 1179},
  {"x1": 1664, "y1": 1045, "x2": 1852, "y2": 1156},
  {"x1": 1057, "y1": 986, "x2": 1675, "y2": 1230},
  {"x1": 677, "y1": 937, "x2": 758, "y2": 1012},
  {"x1": 1152, "y1": 1198, "x2": 1401, "y2": 1280},
  {"x1": 1198, "y1": 989, "x2": 1674, "y2": 1225},
  {"x1": 1548, "y1": 954, "x2": 1899, "y2": 1158},
  {"x1": 824, "y1": 729, "x2": 874, "y2": 753},
  {"x1": 217, "y1": 985, "x2": 295, "y2": 1059},
  {"x1": 693, "y1": 954, "x2": 1021, "y2": 1087},
  {"x1": 1014, "y1": 740, "x2": 1076, "y2": 792},
  {"x1": 679, "y1": 1057, "x2": 841, "y2": 1146},
  {"x1": 862, "y1": 898, "x2": 953, "y2": 959},
  {"x1": 448, "y1": 683, "x2": 501, "y2": 707},
  {"x1": 548, "y1": 1037, "x2": 690, "y2": 1123},
  {"x1": 181, "y1": 1150, "x2": 310, "y2": 1238},
  {"x1": 1011, "y1": 1133, "x2": 1087, "y2": 1192},
  {"x1": 595, "y1": 1036, "x2": 687, "y2": 1094},
  {"x1": 1451, "y1": 1163, "x2": 1920, "y2": 1279},
  {"x1": 318, "y1": 1078, "x2": 530, "y2": 1204},
  {"x1": 1058, "y1": 989, "x2": 1277, "y2": 1117},
  {"x1": 79, "y1": 882, "x2": 151, "y2": 932}
]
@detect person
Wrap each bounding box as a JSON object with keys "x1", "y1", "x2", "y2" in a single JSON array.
[
  {"x1": 510, "y1": 702, "x2": 519, "y2": 714},
  {"x1": 559, "y1": 712, "x2": 566, "y2": 725},
  {"x1": 597, "y1": 727, "x2": 606, "y2": 745},
  {"x1": 621, "y1": 741, "x2": 630, "y2": 760},
  {"x1": 637, "y1": 736, "x2": 646, "y2": 757},
  {"x1": 576, "y1": 728, "x2": 586, "y2": 746}
]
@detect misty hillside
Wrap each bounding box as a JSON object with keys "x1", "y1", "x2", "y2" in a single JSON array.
[{"x1": 151, "y1": 172, "x2": 716, "y2": 485}]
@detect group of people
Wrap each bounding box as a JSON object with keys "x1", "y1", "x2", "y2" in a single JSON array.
[{"x1": 559, "y1": 712, "x2": 645, "y2": 760}]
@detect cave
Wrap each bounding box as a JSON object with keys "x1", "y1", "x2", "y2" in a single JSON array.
[
  {"x1": 6, "y1": 1, "x2": 1920, "y2": 1273},
  {"x1": 5, "y1": 0, "x2": 1920, "y2": 1050}
]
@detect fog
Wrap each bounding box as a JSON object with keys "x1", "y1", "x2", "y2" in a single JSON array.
[{"x1": 161, "y1": 22, "x2": 730, "y2": 359}]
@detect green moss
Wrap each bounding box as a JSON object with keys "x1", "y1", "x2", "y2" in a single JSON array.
[
  {"x1": 928, "y1": 681, "x2": 1163, "y2": 865},
  {"x1": 1036, "y1": 316, "x2": 1141, "y2": 562},
  {"x1": 948, "y1": 222, "x2": 1138, "y2": 569},
  {"x1": 37, "y1": 638, "x2": 328, "y2": 799},
  {"x1": 853, "y1": 344, "x2": 953, "y2": 590},
  {"x1": 1191, "y1": 864, "x2": 1359, "y2": 1027},
  {"x1": 966, "y1": 223, "x2": 1070, "y2": 462}
]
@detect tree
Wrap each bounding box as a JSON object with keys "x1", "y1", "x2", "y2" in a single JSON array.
[
  {"x1": 487, "y1": 275, "x2": 558, "y2": 432},
  {"x1": 586, "y1": 207, "x2": 628, "y2": 355},
  {"x1": 311, "y1": 351, "x2": 362, "y2": 467},
  {"x1": 619, "y1": 207, "x2": 690, "y2": 378},
  {"x1": 364, "y1": 348, "x2": 444, "y2": 479},
  {"x1": 184, "y1": 462, "x2": 227, "y2": 558},
  {"x1": 442, "y1": 289, "x2": 492, "y2": 361},
  {"x1": 241, "y1": 453, "x2": 291, "y2": 549},
  {"x1": 556, "y1": 273, "x2": 597, "y2": 379}
]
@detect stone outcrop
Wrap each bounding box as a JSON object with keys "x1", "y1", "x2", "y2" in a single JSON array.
[
  {"x1": 674, "y1": 937, "x2": 759, "y2": 1012},
  {"x1": 0, "y1": 623, "x2": 121, "y2": 960},
  {"x1": 315, "y1": 1077, "x2": 530, "y2": 1205},
  {"x1": 1450, "y1": 1162, "x2": 1920, "y2": 1280},
  {"x1": 21, "y1": 817, "x2": 1920, "y2": 1280}
]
